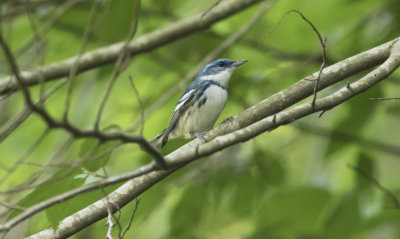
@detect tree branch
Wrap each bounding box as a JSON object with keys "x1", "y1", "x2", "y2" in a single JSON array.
[
  {"x1": 24, "y1": 37, "x2": 400, "y2": 238},
  {"x1": 0, "y1": 0, "x2": 262, "y2": 96},
  {"x1": 0, "y1": 30, "x2": 165, "y2": 168},
  {"x1": 128, "y1": 0, "x2": 272, "y2": 131},
  {"x1": 348, "y1": 164, "x2": 400, "y2": 210},
  {"x1": 211, "y1": 37, "x2": 399, "y2": 138}
]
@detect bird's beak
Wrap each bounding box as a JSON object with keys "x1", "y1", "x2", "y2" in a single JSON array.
[{"x1": 231, "y1": 60, "x2": 248, "y2": 67}]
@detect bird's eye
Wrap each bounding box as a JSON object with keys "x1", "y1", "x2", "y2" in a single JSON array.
[{"x1": 218, "y1": 61, "x2": 225, "y2": 67}]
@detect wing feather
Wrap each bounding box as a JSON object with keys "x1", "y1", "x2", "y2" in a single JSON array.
[{"x1": 161, "y1": 89, "x2": 196, "y2": 147}]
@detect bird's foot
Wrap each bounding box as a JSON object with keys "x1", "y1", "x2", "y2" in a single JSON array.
[{"x1": 195, "y1": 132, "x2": 207, "y2": 143}]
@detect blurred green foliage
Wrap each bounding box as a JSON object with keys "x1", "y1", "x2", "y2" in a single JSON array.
[{"x1": 0, "y1": 0, "x2": 400, "y2": 238}]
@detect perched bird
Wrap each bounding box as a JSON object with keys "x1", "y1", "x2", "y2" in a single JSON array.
[{"x1": 151, "y1": 59, "x2": 247, "y2": 148}]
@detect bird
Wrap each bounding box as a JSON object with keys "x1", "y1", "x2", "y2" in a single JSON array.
[{"x1": 150, "y1": 59, "x2": 247, "y2": 148}]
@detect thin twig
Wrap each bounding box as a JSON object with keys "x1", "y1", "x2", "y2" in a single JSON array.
[
  {"x1": 106, "y1": 206, "x2": 114, "y2": 239},
  {"x1": 129, "y1": 0, "x2": 271, "y2": 131},
  {"x1": 286, "y1": 10, "x2": 327, "y2": 108},
  {"x1": 348, "y1": 164, "x2": 400, "y2": 210},
  {"x1": 63, "y1": 0, "x2": 103, "y2": 121},
  {"x1": 0, "y1": 0, "x2": 262, "y2": 97},
  {"x1": 0, "y1": 31, "x2": 34, "y2": 106},
  {"x1": 8, "y1": 0, "x2": 82, "y2": 60},
  {"x1": 0, "y1": 136, "x2": 74, "y2": 194},
  {"x1": 0, "y1": 107, "x2": 31, "y2": 143},
  {"x1": 20, "y1": 161, "x2": 69, "y2": 168},
  {"x1": 0, "y1": 200, "x2": 26, "y2": 211},
  {"x1": 318, "y1": 110, "x2": 327, "y2": 118},
  {"x1": 208, "y1": 30, "x2": 327, "y2": 63},
  {"x1": 128, "y1": 75, "x2": 145, "y2": 135},
  {"x1": 0, "y1": 78, "x2": 67, "y2": 143},
  {"x1": 0, "y1": 2, "x2": 273, "y2": 233},
  {"x1": 94, "y1": 0, "x2": 140, "y2": 131},
  {"x1": 101, "y1": 184, "x2": 123, "y2": 239},
  {"x1": 83, "y1": 170, "x2": 107, "y2": 179},
  {"x1": 201, "y1": 0, "x2": 222, "y2": 18},
  {"x1": 0, "y1": 163, "x2": 157, "y2": 234},
  {"x1": 24, "y1": 0, "x2": 46, "y2": 100},
  {"x1": 119, "y1": 198, "x2": 141, "y2": 239},
  {"x1": 0, "y1": 138, "x2": 109, "y2": 195},
  {"x1": 0, "y1": 140, "x2": 122, "y2": 195},
  {"x1": 369, "y1": 97, "x2": 400, "y2": 100},
  {"x1": 0, "y1": 31, "x2": 164, "y2": 164},
  {"x1": 13, "y1": 35, "x2": 400, "y2": 239},
  {"x1": 0, "y1": 128, "x2": 50, "y2": 185}
]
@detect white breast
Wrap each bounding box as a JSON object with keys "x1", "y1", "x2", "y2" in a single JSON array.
[{"x1": 173, "y1": 85, "x2": 228, "y2": 138}]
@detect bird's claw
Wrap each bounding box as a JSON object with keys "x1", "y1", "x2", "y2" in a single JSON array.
[{"x1": 195, "y1": 132, "x2": 207, "y2": 142}]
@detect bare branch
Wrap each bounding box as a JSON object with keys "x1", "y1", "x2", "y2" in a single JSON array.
[
  {"x1": 286, "y1": 10, "x2": 327, "y2": 108},
  {"x1": 24, "y1": 0, "x2": 46, "y2": 100},
  {"x1": 94, "y1": 0, "x2": 140, "y2": 131},
  {"x1": 0, "y1": 201, "x2": 25, "y2": 211},
  {"x1": 0, "y1": 2, "x2": 273, "y2": 232},
  {"x1": 63, "y1": 0, "x2": 103, "y2": 121},
  {"x1": 0, "y1": 136, "x2": 75, "y2": 194},
  {"x1": 348, "y1": 164, "x2": 400, "y2": 210},
  {"x1": 106, "y1": 206, "x2": 114, "y2": 239},
  {"x1": 0, "y1": 0, "x2": 262, "y2": 96},
  {"x1": 129, "y1": 0, "x2": 272, "y2": 131},
  {"x1": 119, "y1": 198, "x2": 140, "y2": 239},
  {"x1": 208, "y1": 30, "x2": 328, "y2": 63},
  {"x1": 129, "y1": 76, "x2": 145, "y2": 135},
  {"x1": 369, "y1": 97, "x2": 400, "y2": 100},
  {"x1": 6, "y1": 164, "x2": 157, "y2": 238},
  {"x1": 211, "y1": 37, "x2": 398, "y2": 139},
  {"x1": 202, "y1": 0, "x2": 222, "y2": 18},
  {"x1": 1, "y1": 0, "x2": 82, "y2": 61},
  {"x1": 0, "y1": 32, "x2": 35, "y2": 106},
  {"x1": 25, "y1": 37, "x2": 400, "y2": 239},
  {"x1": 0, "y1": 128, "x2": 50, "y2": 186},
  {"x1": 1, "y1": 27, "x2": 164, "y2": 166},
  {"x1": 0, "y1": 78, "x2": 67, "y2": 143},
  {"x1": 272, "y1": 10, "x2": 328, "y2": 107}
]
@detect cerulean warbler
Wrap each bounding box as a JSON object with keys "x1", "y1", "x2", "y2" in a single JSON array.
[{"x1": 151, "y1": 59, "x2": 247, "y2": 148}]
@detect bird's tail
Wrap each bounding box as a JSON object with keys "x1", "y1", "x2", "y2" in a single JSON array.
[{"x1": 149, "y1": 129, "x2": 166, "y2": 148}]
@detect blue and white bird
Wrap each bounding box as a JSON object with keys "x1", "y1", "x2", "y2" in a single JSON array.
[{"x1": 151, "y1": 59, "x2": 247, "y2": 148}]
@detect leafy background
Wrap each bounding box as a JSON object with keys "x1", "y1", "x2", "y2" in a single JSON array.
[{"x1": 0, "y1": 0, "x2": 400, "y2": 238}]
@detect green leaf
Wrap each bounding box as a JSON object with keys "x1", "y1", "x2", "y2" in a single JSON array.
[
  {"x1": 95, "y1": 0, "x2": 139, "y2": 43},
  {"x1": 81, "y1": 140, "x2": 115, "y2": 172},
  {"x1": 78, "y1": 125, "x2": 120, "y2": 172},
  {"x1": 256, "y1": 187, "x2": 331, "y2": 237},
  {"x1": 355, "y1": 152, "x2": 375, "y2": 191},
  {"x1": 323, "y1": 192, "x2": 361, "y2": 239},
  {"x1": 9, "y1": 168, "x2": 85, "y2": 223},
  {"x1": 252, "y1": 150, "x2": 286, "y2": 187},
  {"x1": 169, "y1": 185, "x2": 205, "y2": 238}
]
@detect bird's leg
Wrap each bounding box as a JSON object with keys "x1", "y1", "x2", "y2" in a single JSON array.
[{"x1": 194, "y1": 132, "x2": 207, "y2": 142}]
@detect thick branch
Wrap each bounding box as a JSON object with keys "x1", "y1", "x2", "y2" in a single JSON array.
[
  {"x1": 0, "y1": 0, "x2": 261, "y2": 96},
  {"x1": 24, "y1": 37, "x2": 400, "y2": 238},
  {"x1": 26, "y1": 167, "x2": 177, "y2": 239},
  {"x1": 212, "y1": 37, "x2": 398, "y2": 137}
]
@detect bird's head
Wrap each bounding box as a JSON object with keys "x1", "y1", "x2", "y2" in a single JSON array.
[{"x1": 197, "y1": 59, "x2": 247, "y2": 86}]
